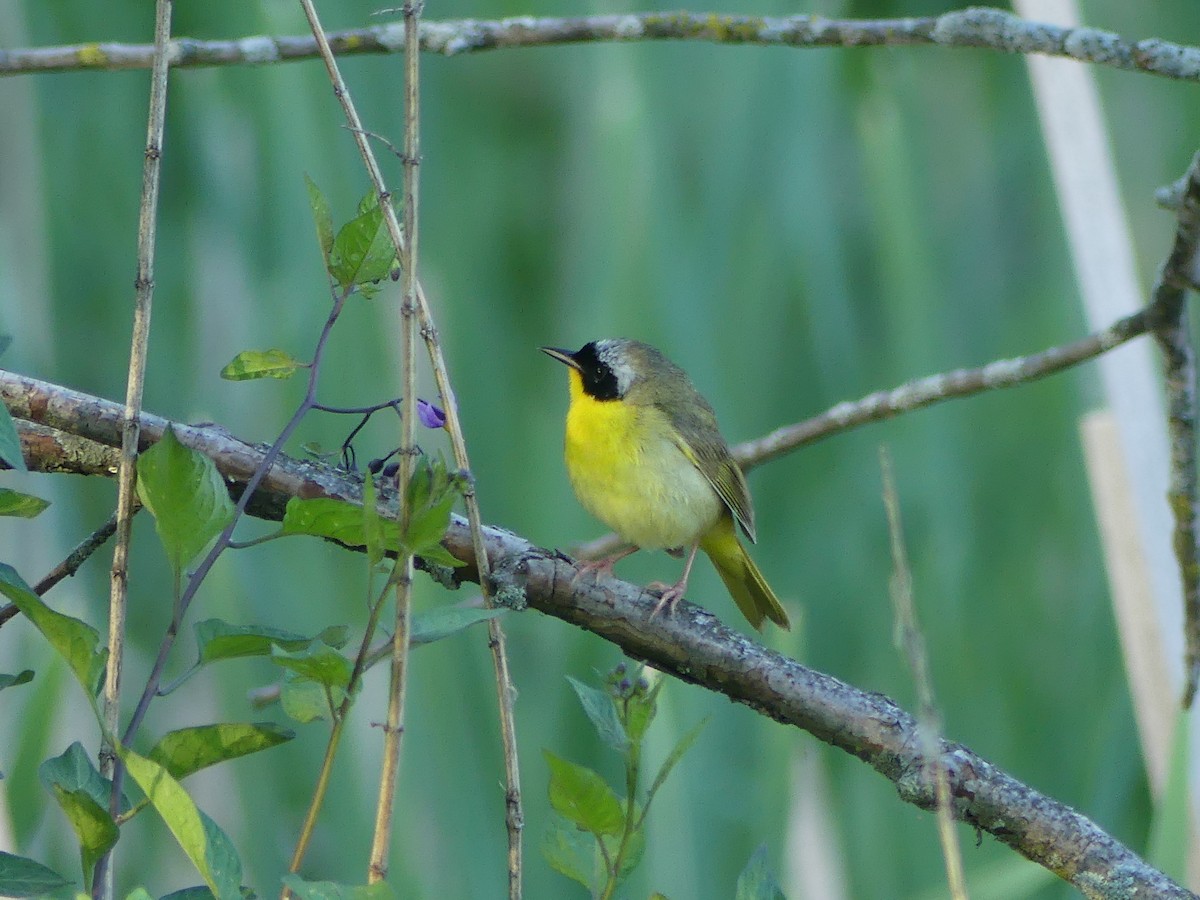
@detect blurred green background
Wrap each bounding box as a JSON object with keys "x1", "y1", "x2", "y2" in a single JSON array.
[{"x1": 2, "y1": 0, "x2": 1198, "y2": 897}]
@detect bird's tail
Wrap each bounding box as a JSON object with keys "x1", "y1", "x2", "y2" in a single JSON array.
[{"x1": 700, "y1": 516, "x2": 790, "y2": 631}]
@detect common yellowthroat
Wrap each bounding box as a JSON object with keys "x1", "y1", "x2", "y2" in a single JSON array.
[{"x1": 541, "y1": 339, "x2": 790, "y2": 631}]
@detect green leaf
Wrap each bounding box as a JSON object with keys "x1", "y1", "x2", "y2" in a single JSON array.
[
  {"x1": 282, "y1": 497, "x2": 372, "y2": 546},
  {"x1": 194, "y1": 619, "x2": 348, "y2": 665},
  {"x1": 541, "y1": 817, "x2": 597, "y2": 891},
  {"x1": 136, "y1": 426, "x2": 235, "y2": 576},
  {"x1": 0, "y1": 401, "x2": 27, "y2": 472},
  {"x1": 49, "y1": 785, "x2": 118, "y2": 889},
  {"x1": 124, "y1": 888, "x2": 154, "y2": 900},
  {"x1": 410, "y1": 606, "x2": 504, "y2": 645},
  {"x1": 304, "y1": 173, "x2": 334, "y2": 264},
  {"x1": 613, "y1": 824, "x2": 645, "y2": 881},
  {"x1": 219, "y1": 349, "x2": 306, "y2": 381},
  {"x1": 416, "y1": 543, "x2": 466, "y2": 569},
  {"x1": 0, "y1": 669, "x2": 33, "y2": 692},
  {"x1": 404, "y1": 457, "x2": 434, "y2": 515},
  {"x1": 645, "y1": 715, "x2": 710, "y2": 811},
  {"x1": 119, "y1": 747, "x2": 243, "y2": 900},
  {"x1": 39, "y1": 742, "x2": 130, "y2": 815},
  {"x1": 0, "y1": 851, "x2": 71, "y2": 897},
  {"x1": 543, "y1": 749, "x2": 624, "y2": 837},
  {"x1": 328, "y1": 198, "x2": 398, "y2": 290},
  {"x1": 0, "y1": 564, "x2": 106, "y2": 696},
  {"x1": 281, "y1": 875, "x2": 395, "y2": 900},
  {"x1": 735, "y1": 843, "x2": 785, "y2": 900},
  {"x1": 567, "y1": 676, "x2": 629, "y2": 753},
  {"x1": 159, "y1": 886, "x2": 246, "y2": 900},
  {"x1": 362, "y1": 474, "x2": 385, "y2": 567},
  {"x1": 0, "y1": 488, "x2": 49, "y2": 518},
  {"x1": 271, "y1": 645, "x2": 352, "y2": 690},
  {"x1": 280, "y1": 677, "x2": 331, "y2": 724},
  {"x1": 402, "y1": 493, "x2": 456, "y2": 557},
  {"x1": 624, "y1": 677, "x2": 663, "y2": 744},
  {"x1": 148, "y1": 723, "x2": 294, "y2": 781}
]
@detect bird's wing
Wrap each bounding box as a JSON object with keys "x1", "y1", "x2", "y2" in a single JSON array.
[{"x1": 664, "y1": 402, "x2": 757, "y2": 543}]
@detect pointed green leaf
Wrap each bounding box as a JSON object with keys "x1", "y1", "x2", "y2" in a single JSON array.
[
  {"x1": 329, "y1": 199, "x2": 399, "y2": 290},
  {"x1": 271, "y1": 645, "x2": 352, "y2": 690},
  {"x1": 410, "y1": 606, "x2": 504, "y2": 646},
  {"x1": 402, "y1": 493, "x2": 457, "y2": 558},
  {"x1": 0, "y1": 851, "x2": 71, "y2": 897},
  {"x1": 0, "y1": 669, "x2": 33, "y2": 692},
  {"x1": 280, "y1": 677, "x2": 331, "y2": 724},
  {"x1": 0, "y1": 564, "x2": 106, "y2": 696},
  {"x1": 613, "y1": 824, "x2": 645, "y2": 881},
  {"x1": 49, "y1": 785, "x2": 118, "y2": 889},
  {"x1": 282, "y1": 497, "x2": 368, "y2": 545},
  {"x1": 40, "y1": 742, "x2": 131, "y2": 815},
  {"x1": 119, "y1": 747, "x2": 243, "y2": 900},
  {"x1": 0, "y1": 401, "x2": 26, "y2": 472},
  {"x1": 194, "y1": 619, "x2": 348, "y2": 665},
  {"x1": 541, "y1": 817, "x2": 597, "y2": 890},
  {"x1": 645, "y1": 715, "x2": 710, "y2": 811},
  {"x1": 362, "y1": 475, "x2": 385, "y2": 567},
  {"x1": 625, "y1": 677, "x2": 663, "y2": 743},
  {"x1": 304, "y1": 174, "x2": 334, "y2": 264},
  {"x1": 404, "y1": 457, "x2": 434, "y2": 515},
  {"x1": 124, "y1": 888, "x2": 153, "y2": 900},
  {"x1": 416, "y1": 543, "x2": 467, "y2": 569},
  {"x1": 219, "y1": 349, "x2": 306, "y2": 381},
  {"x1": 0, "y1": 488, "x2": 49, "y2": 518},
  {"x1": 281, "y1": 875, "x2": 395, "y2": 900},
  {"x1": 543, "y1": 750, "x2": 624, "y2": 837},
  {"x1": 735, "y1": 843, "x2": 785, "y2": 900},
  {"x1": 566, "y1": 676, "x2": 629, "y2": 753},
  {"x1": 160, "y1": 885, "x2": 256, "y2": 900},
  {"x1": 137, "y1": 426, "x2": 235, "y2": 576},
  {"x1": 148, "y1": 723, "x2": 294, "y2": 781}
]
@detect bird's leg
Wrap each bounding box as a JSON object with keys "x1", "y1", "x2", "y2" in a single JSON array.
[
  {"x1": 572, "y1": 544, "x2": 639, "y2": 585},
  {"x1": 648, "y1": 543, "x2": 701, "y2": 618}
]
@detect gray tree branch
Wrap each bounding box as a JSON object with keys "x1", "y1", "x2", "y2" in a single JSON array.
[
  {"x1": 2, "y1": 8, "x2": 1199, "y2": 82},
  {"x1": 1, "y1": 369, "x2": 1193, "y2": 899}
]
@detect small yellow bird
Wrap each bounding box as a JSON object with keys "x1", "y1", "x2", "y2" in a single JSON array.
[{"x1": 541, "y1": 339, "x2": 790, "y2": 631}]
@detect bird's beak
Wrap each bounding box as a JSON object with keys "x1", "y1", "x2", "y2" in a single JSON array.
[{"x1": 539, "y1": 346, "x2": 580, "y2": 371}]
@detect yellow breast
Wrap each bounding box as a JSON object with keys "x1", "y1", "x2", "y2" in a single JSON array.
[{"x1": 562, "y1": 371, "x2": 722, "y2": 550}]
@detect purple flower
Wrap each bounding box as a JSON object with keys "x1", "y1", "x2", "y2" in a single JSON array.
[{"x1": 416, "y1": 398, "x2": 446, "y2": 429}]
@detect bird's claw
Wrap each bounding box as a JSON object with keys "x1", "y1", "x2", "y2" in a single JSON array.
[{"x1": 647, "y1": 580, "x2": 685, "y2": 618}]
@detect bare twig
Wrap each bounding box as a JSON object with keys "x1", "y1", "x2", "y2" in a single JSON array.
[
  {"x1": 366, "y1": 0, "x2": 423, "y2": 881},
  {"x1": 0, "y1": 513, "x2": 122, "y2": 629},
  {"x1": 37, "y1": 514, "x2": 121, "y2": 596},
  {"x1": 120, "y1": 281, "x2": 355, "y2": 754},
  {"x1": 294, "y1": 8, "x2": 524, "y2": 894},
  {"x1": 4, "y1": 9, "x2": 1200, "y2": 82},
  {"x1": 879, "y1": 449, "x2": 967, "y2": 900},
  {"x1": 577, "y1": 306, "x2": 1151, "y2": 560},
  {"x1": 1148, "y1": 150, "x2": 1200, "y2": 707},
  {"x1": 94, "y1": 1, "x2": 174, "y2": 896},
  {"x1": 4, "y1": 377, "x2": 1189, "y2": 897}
]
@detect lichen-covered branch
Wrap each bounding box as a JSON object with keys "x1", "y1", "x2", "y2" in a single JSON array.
[
  {"x1": 1149, "y1": 151, "x2": 1200, "y2": 707},
  {"x1": 1, "y1": 370, "x2": 1194, "y2": 899},
  {"x1": 2, "y1": 8, "x2": 1199, "y2": 82}
]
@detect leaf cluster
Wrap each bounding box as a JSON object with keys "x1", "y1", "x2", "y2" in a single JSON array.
[{"x1": 542, "y1": 665, "x2": 709, "y2": 899}]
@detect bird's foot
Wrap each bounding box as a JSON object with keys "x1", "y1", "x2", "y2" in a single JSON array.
[
  {"x1": 572, "y1": 546, "x2": 638, "y2": 586},
  {"x1": 647, "y1": 579, "x2": 686, "y2": 619}
]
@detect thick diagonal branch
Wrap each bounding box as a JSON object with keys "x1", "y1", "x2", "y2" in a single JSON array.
[{"x1": 1, "y1": 370, "x2": 1192, "y2": 900}]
